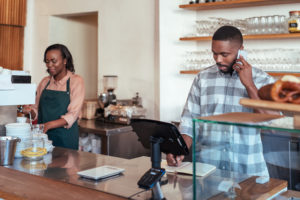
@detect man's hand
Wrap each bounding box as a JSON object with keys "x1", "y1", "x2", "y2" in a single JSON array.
[
  {"x1": 234, "y1": 55, "x2": 280, "y2": 115},
  {"x1": 166, "y1": 154, "x2": 184, "y2": 166},
  {"x1": 233, "y1": 55, "x2": 255, "y2": 89},
  {"x1": 166, "y1": 134, "x2": 192, "y2": 166}
]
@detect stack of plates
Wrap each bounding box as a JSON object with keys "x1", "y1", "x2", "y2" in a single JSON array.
[{"x1": 5, "y1": 123, "x2": 31, "y2": 157}]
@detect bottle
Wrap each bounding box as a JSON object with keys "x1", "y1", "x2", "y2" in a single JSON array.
[
  {"x1": 288, "y1": 11, "x2": 300, "y2": 33},
  {"x1": 132, "y1": 92, "x2": 142, "y2": 107}
]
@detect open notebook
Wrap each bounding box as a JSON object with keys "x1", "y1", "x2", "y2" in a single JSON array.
[{"x1": 161, "y1": 160, "x2": 216, "y2": 177}]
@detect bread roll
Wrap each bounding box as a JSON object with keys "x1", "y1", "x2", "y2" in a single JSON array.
[{"x1": 258, "y1": 75, "x2": 300, "y2": 103}]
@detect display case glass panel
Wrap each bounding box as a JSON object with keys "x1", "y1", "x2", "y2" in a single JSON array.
[{"x1": 192, "y1": 113, "x2": 299, "y2": 199}]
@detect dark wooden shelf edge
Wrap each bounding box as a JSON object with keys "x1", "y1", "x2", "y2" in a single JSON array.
[
  {"x1": 180, "y1": 33, "x2": 300, "y2": 41},
  {"x1": 180, "y1": 70, "x2": 300, "y2": 77},
  {"x1": 179, "y1": 0, "x2": 300, "y2": 10}
]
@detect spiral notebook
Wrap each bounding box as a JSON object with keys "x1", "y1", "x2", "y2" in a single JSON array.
[{"x1": 77, "y1": 165, "x2": 125, "y2": 180}]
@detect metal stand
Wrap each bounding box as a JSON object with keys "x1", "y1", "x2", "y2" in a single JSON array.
[
  {"x1": 150, "y1": 136, "x2": 165, "y2": 200},
  {"x1": 152, "y1": 182, "x2": 165, "y2": 200}
]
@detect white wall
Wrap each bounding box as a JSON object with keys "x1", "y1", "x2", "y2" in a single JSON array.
[
  {"x1": 49, "y1": 13, "x2": 98, "y2": 99},
  {"x1": 159, "y1": 0, "x2": 197, "y2": 123},
  {"x1": 24, "y1": 0, "x2": 300, "y2": 123},
  {"x1": 24, "y1": 0, "x2": 157, "y2": 119}
]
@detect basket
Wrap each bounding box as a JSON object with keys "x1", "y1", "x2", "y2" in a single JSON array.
[{"x1": 81, "y1": 99, "x2": 99, "y2": 119}]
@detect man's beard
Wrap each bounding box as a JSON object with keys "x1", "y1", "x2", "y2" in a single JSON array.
[{"x1": 216, "y1": 60, "x2": 235, "y2": 74}]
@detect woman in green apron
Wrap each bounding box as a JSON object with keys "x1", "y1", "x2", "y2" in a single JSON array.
[{"x1": 24, "y1": 44, "x2": 85, "y2": 150}]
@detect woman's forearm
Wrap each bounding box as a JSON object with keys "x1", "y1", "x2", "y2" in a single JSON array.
[{"x1": 44, "y1": 118, "x2": 68, "y2": 133}]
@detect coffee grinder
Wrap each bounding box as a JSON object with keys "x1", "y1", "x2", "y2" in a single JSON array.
[
  {"x1": 103, "y1": 75, "x2": 118, "y2": 105},
  {"x1": 98, "y1": 75, "x2": 118, "y2": 116}
]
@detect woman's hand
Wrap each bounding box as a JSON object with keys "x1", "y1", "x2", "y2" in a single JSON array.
[
  {"x1": 22, "y1": 105, "x2": 32, "y2": 115},
  {"x1": 43, "y1": 118, "x2": 68, "y2": 133},
  {"x1": 43, "y1": 122, "x2": 52, "y2": 133},
  {"x1": 22, "y1": 105, "x2": 36, "y2": 119}
]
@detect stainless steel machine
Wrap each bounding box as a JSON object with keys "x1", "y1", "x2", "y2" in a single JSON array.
[{"x1": 98, "y1": 75, "x2": 118, "y2": 109}]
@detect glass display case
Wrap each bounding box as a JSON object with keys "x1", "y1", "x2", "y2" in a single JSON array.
[{"x1": 192, "y1": 112, "x2": 300, "y2": 200}]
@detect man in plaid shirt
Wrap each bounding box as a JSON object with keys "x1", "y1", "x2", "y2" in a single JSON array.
[{"x1": 167, "y1": 26, "x2": 277, "y2": 177}]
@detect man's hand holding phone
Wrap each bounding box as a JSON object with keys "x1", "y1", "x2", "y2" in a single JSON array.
[{"x1": 233, "y1": 49, "x2": 256, "y2": 89}]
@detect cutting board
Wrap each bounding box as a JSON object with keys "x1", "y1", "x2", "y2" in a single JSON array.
[
  {"x1": 199, "y1": 112, "x2": 283, "y2": 123},
  {"x1": 240, "y1": 98, "x2": 300, "y2": 128}
]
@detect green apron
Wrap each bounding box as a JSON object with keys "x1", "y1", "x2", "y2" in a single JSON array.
[{"x1": 38, "y1": 78, "x2": 79, "y2": 150}]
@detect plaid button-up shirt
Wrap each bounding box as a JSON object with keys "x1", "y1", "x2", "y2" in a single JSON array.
[{"x1": 179, "y1": 65, "x2": 275, "y2": 176}]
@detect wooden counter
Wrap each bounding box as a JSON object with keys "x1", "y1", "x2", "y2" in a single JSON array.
[{"x1": 0, "y1": 166, "x2": 125, "y2": 200}]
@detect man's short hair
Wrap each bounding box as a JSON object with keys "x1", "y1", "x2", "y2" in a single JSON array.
[{"x1": 212, "y1": 25, "x2": 243, "y2": 45}]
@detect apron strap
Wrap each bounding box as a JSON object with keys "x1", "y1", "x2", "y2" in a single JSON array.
[
  {"x1": 43, "y1": 77, "x2": 71, "y2": 92},
  {"x1": 66, "y1": 78, "x2": 70, "y2": 94},
  {"x1": 44, "y1": 79, "x2": 51, "y2": 90}
]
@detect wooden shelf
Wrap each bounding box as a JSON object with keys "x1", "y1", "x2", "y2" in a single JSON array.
[
  {"x1": 179, "y1": 0, "x2": 300, "y2": 10},
  {"x1": 180, "y1": 70, "x2": 201, "y2": 74},
  {"x1": 267, "y1": 72, "x2": 300, "y2": 77},
  {"x1": 180, "y1": 70, "x2": 300, "y2": 77},
  {"x1": 180, "y1": 33, "x2": 300, "y2": 41}
]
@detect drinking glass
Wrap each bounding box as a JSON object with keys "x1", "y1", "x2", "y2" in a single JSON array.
[
  {"x1": 259, "y1": 16, "x2": 267, "y2": 34},
  {"x1": 266, "y1": 16, "x2": 274, "y2": 34},
  {"x1": 278, "y1": 15, "x2": 287, "y2": 33},
  {"x1": 31, "y1": 124, "x2": 44, "y2": 134},
  {"x1": 273, "y1": 15, "x2": 280, "y2": 33},
  {"x1": 252, "y1": 17, "x2": 260, "y2": 35}
]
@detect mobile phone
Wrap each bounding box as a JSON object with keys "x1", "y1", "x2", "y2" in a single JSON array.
[
  {"x1": 237, "y1": 50, "x2": 247, "y2": 60},
  {"x1": 236, "y1": 49, "x2": 247, "y2": 66}
]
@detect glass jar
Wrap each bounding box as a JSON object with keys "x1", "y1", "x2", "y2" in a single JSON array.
[{"x1": 288, "y1": 11, "x2": 300, "y2": 33}]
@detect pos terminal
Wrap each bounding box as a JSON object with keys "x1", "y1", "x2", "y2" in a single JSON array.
[{"x1": 131, "y1": 119, "x2": 189, "y2": 200}]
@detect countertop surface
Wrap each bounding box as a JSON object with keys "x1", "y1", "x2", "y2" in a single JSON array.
[
  {"x1": 78, "y1": 119, "x2": 132, "y2": 135},
  {"x1": 3, "y1": 147, "x2": 288, "y2": 200}
]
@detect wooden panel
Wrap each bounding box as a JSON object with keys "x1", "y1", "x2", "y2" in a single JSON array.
[
  {"x1": 0, "y1": 189, "x2": 24, "y2": 200},
  {"x1": 210, "y1": 176, "x2": 287, "y2": 200},
  {"x1": 0, "y1": 0, "x2": 27, "y2": 26},
  {"x1": 179, "y1": 0, "x2": 300, "y2": 10},
  {"x1": 0, "y1": 25, "x2": 24, "y2": 70},
  {"x1": 180, "y1": 33, "x2": 300, "y2": 41},
  {"x1": 274, "y1": 190, "x2": 300, "y2": 199}
]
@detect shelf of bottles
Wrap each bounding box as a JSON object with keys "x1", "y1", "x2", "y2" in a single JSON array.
[{"x1": 179, "y1": 0, "x2": 300, "y2": 11}]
